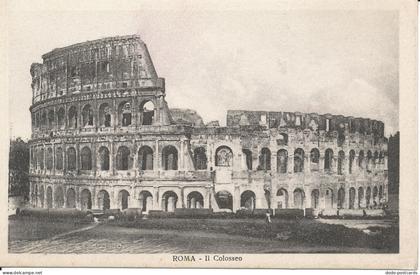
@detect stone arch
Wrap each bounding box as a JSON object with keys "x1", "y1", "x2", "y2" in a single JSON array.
[
  {"x1": 66, "y1": 188, "x2": 76, "y2": 208},
  {"x1": 358, "y1": 150, "x2": 365, "y2": 170},
  {"x1": 324, "y1": 149, "x2": 334, "y2": 172},
  {"x1": 80, "y1": 189, "x2": 92, "y2": 210},
  {"x1": 54, "y1": 186, "x2": 64, "y2": 208},
  {"x1": 193, "y1": 147, "x2": 207, "y2": 170},
  {"x1": 138, "y1": 146, "x2": 154, "y2": 170},
  {"x1": 116, "y1": 146, "x2": 131, "y2": 170},
  {"x1": 358, "y1": 187, "x2": 364, "y2": 208},
  {"x1": 337, "y1": 150, "x2": 345, "y2": 175},
  {"x1": 48, "y1": 109, "x2": 55, "y2": 128},
  {"x1": 118, "y1": 190, "x2": 130, "y2": 210},
  {"x1": 293, "y1": 148, "x2": 305, "y2": 173},
  {"x1": 242, "y1": 149, "x2": 252, "y2": 170},
  {"x1": 55, "y1": 147, "x2": 63, "y2": 170},
  {"x1": 374, "y1": 151, "x2": 379, "y2": 169},
  {"x1": 118, "y1": 101, "x2": 132, "y2": 126},
  {"x1": 310, "y1": 148, "x2": 320, "y2": 171},
  {"x1": 215, "y1": 190, "x2": 233, "y2": 210},
  {"x1": 82, "y1": 104, "x2": 94, "y2": 127},
  {"x1": 162, "y1": 191, "x2": 178, "y2": 212},
  {"x1": 99, "y1": 103, "x2": 112, "y2": 127},
  {"x1": 365, "y1": 186, "x2": 372, "y2": 208},
  {"x1": 38, "y1": 148, "x2": 44, "y2": 170},
  {"x1": 41, "y1": 111, "x2": 47, "y2": 128},
  {"x1": 215, "y1": 146, "x2": 233, "y2": 167},
  {"x1": 293, "y1": 188, "x2": 305, "y2": 209},
  {"x1": 80, "y1": 146, "x2": 92, "y2": 170},
  {"x1": 337, "y1": 187, "x2": 345, "y2": 209},
  {"x1": 311, "y1": 189, "x2": 320, "y2": 209},
  {"x1": 366, "y1": 151, "x2": 373, "y2": 171},
  {"x1": 67, "y1": 147, "x2": 77, "y2": 171},
  {"x1": 349, "y1": 187, "x2": 356, "y2": 209},
  {"x1": 39, "y1": 185, "x2": 44, "y2": 208},
  {"x1": 46, "y1": 186, "x2": 53, "y2": 208},
  {"x1": 98, "y1": 146, "x2": 110, "y2": 171},
  {"x1": 240, "y1": 190, "x2": 256, "y2": 210},
  {"x1": 140, "y1": 100, "x2": 155, "y2": 126},
  {"x1": 276, "y1": 188, "x2": 288, "y2": 209},
  {"x1": 57, "y1": 107, "x2": 65, "y2": 129},
  {"x1": 372, "y1": 186, "x2": 378, "y2": 207},
  {"x1": 277, "y1": 149, "x2": 288, "y2": 173},
  {"x1": 258, "y1": 147, "x2": 271, "y2": 171},
  {"x1": 68, "y1": 106, "x2": 78, "y2": 128},
  {"x1": 187, "y1": 191, "x2": 204, "y2": 209},
  {"x1": 162, "y1": 145, "x2": 178, "y2": 170},
  {"x1": 324, "y1": 188, "x2": 334, "y2": 209},
  {"x1": 379, "y1": 185, "x2": 384, "y2": 202},
  {"x1": 97, "y1": 190, "x2": 111, "y2": 210},
  {"x1": 349, "y1": 150, "x2": 355, "y2": 174},
  {"x1": 138, "y1": 191, "x2": 153, "y2": 212}
]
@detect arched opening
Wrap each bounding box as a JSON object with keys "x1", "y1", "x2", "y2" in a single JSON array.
[
  {"x1": 80, "y1": 146, "x2": 92, "y2": 170},
  {"x1": 293, "y1": 148, "x2": 305, "y2": 173},
  {"x1": 187, "y1": 191, "x2": 204, "y2": 209},
  {"x1": 97, "y1": 190, "x2": 111, "y2": 210},
  {"x1": 116, "y1": 146, "x2": 131, "y2": 170},
  {"x1": 349, "y1": 187, "x2": 356, "y2": 209},
  {"x1": 98, "y1": 146, "x2": 110, "y2": 171},
  {"x1": 118, "y1": 101, "x2": 132, "y2": 126},
  {"x1": 162, "y1": 191, "x2": 178, "y2": 212},
  {"x1": 57, "y1": 108, "x2": 65, "y2": 129},
  {"x1": 311, "y1": 189, "x2": 320, "y2": 209},
  {"x1": 242, "y1": 149, "x2": 252, "y2": 170},
  {"x1": 277, "y1": 133, "x2": 288, "y2": 146},
  {"x1": 48, "y1": 109, "x2": 55, "y2": 128},
  {"x1": 46, "y1": 186, "x2": 53, "y2": 208},
  {"x1": 46, "y1": 147, "x2": 53, "y2": 170},
  {"x1": 337, "y1": 188, "x2": 345, "y2": 209},
  {"x1": 54, "y1": 186, "x2": 64, "y2": 208},
  {"x1": 66, "y1": 188, "x2": 76, "y2": 208},
  {"x1": 99, "y1": 103, "x2": 112, "y2": 127},
  {"x1": 365, "y1": 187, "x2": 371, "y2": 208},
  {"x1": 39, "y1": 185, "x2": 44, "y2": 208},
  {"x1": 34, "y1": 185, "x2": 38, "y2": 207},
  {"x1": 325, "y1": 188, "x2": 334, "y2": 209},
  {"x1": 276, "y1": 188, "x2": 288, "y2": 209},
  {"x1": 374, "y1": 151, "x2": 379, "y2": 169},
  {"x1": 118, "y1": 190, "x2": 130, "y2": 210},
  {"x1": 215, "y1": 191, "x2": 233, "y2": 210},
  {"x1": 337, "y1": 150, "x2": 345, "y2": 175},
  {"x1": 358, "y1": 187, "x2": 364, "y2": 208},
  {"x1": 82, "y1": 104, "x2": 94, "y2": 127},
  {"x1": 68, "y1": 106, "x2": 78, "y2": 128},
  {"x1": 193, "y1": 147, "x2": 207, "y2": 170},
  {"x1": 349, "y1": 150, "x2": 355, "y2": 174},
  {"x1": 67, "y1": 147, "x2": 77, "y2": 171},
  {"x1": 277, "y1": 149, "x2": 288, "y2": 173},
  {"x1": 258, "y1": 148, "x2": 271, "y2": 171},
  {"x1": 358, "y1": 150, "x2": 365, "y2": 170},
  {"x1": 372, "y1": 186, "x2": 378, "y2": 207},
  {"x1": 138, "y1": 191, "x2": 153, "y2": 212},
  {"x1": 41, "y1": 111, "x2": 47, "y2": 128},
  {"x1": 366, "y1": 151, "x2": 373, "y2": 172},
  {"x1": 162, "y1": 145, "x2": 178, "y2": 170},
  {"x1": 38, "y1": 148, "x2": 44, "y2": 170},
  {"x1": 293, "y1": 188, "x2": 305, "y2": 209},
  {"x1": 80, "y1": 189, "x2": 92, "y2": 210},
  {"x1": 379, "y1": 185, "x2": 384, "y2": 202},
  {"x1": 55, "y1": 147, "x2": 63, "y2": 170},
  {"x1": 324, "y1": 149, "x2": 334, "y2": 172},
  {"x1": 240, "y1": 190, "x2": 256, "y2": 210},
  {"x1": 140, "y1": 100, "x2": 155, "y2": 125},
  {"x1": 310, "y1": 148, "x2": 320, "y2": 171},
  {"x1": 138, "y1": 146, "x2": 154, "y2": 170},
  {"x1": 215, "y1": 146, "x2": 233, "y2": 167}
]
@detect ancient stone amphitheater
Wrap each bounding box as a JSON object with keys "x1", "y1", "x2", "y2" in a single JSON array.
[{"x1": 28, "y1": 35, "x2": 388, "y2": 214}]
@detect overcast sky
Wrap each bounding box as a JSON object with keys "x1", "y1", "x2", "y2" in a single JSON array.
[{"x1": 8, "y1": 8, "x2": 399, "y2": 140}]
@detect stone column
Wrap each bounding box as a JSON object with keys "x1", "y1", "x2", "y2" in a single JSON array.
[
  {"x1": 204, "y1": 187, "x2": 211, "y2": 209},
  {"x1": 153, "y1": 187, "x2": 160, "y2": 210},
  {"x1": 233, "y1": 185, "x2": 240, "y2": 212}
]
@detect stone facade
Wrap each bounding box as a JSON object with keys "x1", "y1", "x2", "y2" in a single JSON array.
[{"x1": 28, "y1": 35, "x2": 388, "y2": 213}]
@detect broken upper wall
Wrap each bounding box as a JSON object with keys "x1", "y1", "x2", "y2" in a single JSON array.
[
  {"x1": 31, "y1": 35, "x2": 164, "y2": 104},
  {"x1": 227, "y1": 110, "x2": 385, "y2": 138},
  {"x1": 170, "y1": 108, "x2": 205, "y2": 126}
]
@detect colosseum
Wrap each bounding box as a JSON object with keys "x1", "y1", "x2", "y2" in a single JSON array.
[{"x1": 28, "y1": 35, "x2": 388, "y2": 214}]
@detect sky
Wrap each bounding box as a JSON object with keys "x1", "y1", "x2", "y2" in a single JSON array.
[{"x1": 8, "y1": 8, "x2": 399, "y2": 140}]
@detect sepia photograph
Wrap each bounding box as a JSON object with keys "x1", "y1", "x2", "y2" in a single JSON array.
[{"x1": 2, "y1": 0, "x2": 417, "y2": 269}]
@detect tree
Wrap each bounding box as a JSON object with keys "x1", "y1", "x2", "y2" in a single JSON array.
[{"x1": 9, "y1": 138, "x2": 29, "y2": 197}]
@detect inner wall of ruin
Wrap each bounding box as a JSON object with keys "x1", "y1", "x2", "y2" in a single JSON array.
[{"x1": 28, "y1": 35, "x2": 388, "y2": 213}]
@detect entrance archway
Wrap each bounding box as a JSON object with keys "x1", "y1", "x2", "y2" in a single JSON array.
[
  {"x1": 97, "y1": 190, "x2": 110, "y2": 210},
  {"x1": 293, "y1": 188, "x2": 305, "y2": 209},
  {"x1": 215, "y1": 191, "x2": 233, "y2": 210},
  {"x1": 187, "y1": 191, "x2": 204, "y2": 209},
  {"x1": 276, "y1": 188, "x2": 288, "y2": 209},
  {"x1": 311, "y1": 189, "x2": 320, "y2": 209},
  {"x1": 118, "y1": 190, "x2": 130, "y2": 210},
  {"x1": 240, "y1": 190, "x2": 256, "y2": 210},
  {"x1": 80, "y1": 189, "x2": 92, "y2": 210},
  {"x1": 139, "y1": 191, "x2": 153, "y2": 212},
  {"x1": 162, "y1": 191, "x2": 178, "y2": 212}
]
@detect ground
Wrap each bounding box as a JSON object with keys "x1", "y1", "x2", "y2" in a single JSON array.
[{"x1": 8, "y1": 216, "x2": 398, "y2": 254}]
